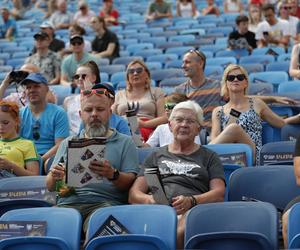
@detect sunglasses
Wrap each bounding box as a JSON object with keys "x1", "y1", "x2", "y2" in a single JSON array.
[
  {"x1": 0, "y1": 104, "x2": 18, "y2": 116},
  {"x1": 81, "y1": 88, "x2": 114, "y2": 99},
  {"x1": 164, "y1": 103, "x2": 176, "y2": 110},
  {"x1": 128, "y1": 67, "x2": 144, "y2": 75},
  {"x1": 73, "y1": 74, "x2": 87, "y2": 80},
  {"x1": 189, "y1": 49, "x2": 206, "y2": 61},
  {"x1": 282, "y1": 6, "x2": 293, "y2": 10},
  {"x1": 32, "y1": 120, "x2": 40, "y2": 141},
  {"x1": 71, "y1": 41, "x2": 83, "y2": 46},
  {"x1": 226, "y1": 74, "x2": 246, "y2": 82}
]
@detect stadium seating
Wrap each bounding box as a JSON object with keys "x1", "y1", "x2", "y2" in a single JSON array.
[
  {"x1": 288, "y1": 203, "x2": 300, "y2": 249},
  {"x1": 184, "y1": 201, "x2": 278, "y2": 250}
]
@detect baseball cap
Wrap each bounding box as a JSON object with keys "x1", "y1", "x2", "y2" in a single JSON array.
[
  {"x1": 20, "y1": 73, "x2": 48, "y2": 85},
  {"x1": 70, "y1": 35, "x2": 84, "y2": 43},
  {"x1": 40, "y1": 21, "x2": 54, "y2": 29},
  {"x1": 92, "y1": 82, "x2": 115, "y2": 97},
  {"x1": 33, "y1": 32, "x2": 49, "y2": 40}
]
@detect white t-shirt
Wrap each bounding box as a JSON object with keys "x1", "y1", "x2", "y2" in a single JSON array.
[
  {"x1": 255, "y1": 19, "x2": 290, "y2": 44},
  {"x1": 64, "y1": 94, "x2": 81, "y2": 136},
  {"x1": 73, "y1": 10, "x2": 96, "y2": 28},
  {"x1": 146, "y1": 123, "x2": 201, "y2": 147},
  {"x1": 279, "y1": 16, "x2": 299, "y2": 38}
]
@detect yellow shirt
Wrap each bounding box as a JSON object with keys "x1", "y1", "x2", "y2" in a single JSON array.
[{"x1": 0, "y1": 137, "x2": 39, "y2": 168}]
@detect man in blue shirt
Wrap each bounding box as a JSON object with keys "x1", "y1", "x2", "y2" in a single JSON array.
[
  {"x1": 19, "y1": 73, "x2": 69, "y2": 171},
  {"x1": 0, "y1": 7, "x2": 17, "y2": 40}
]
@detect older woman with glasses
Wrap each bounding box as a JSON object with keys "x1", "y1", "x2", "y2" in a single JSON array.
[
  {"x1": 129, "y1": 100, "x2": 225, "y2": 248},
  {"x1": 0, "y1": 101, "x2": 39, "y2": 177},
  {"x1": 113, "y1": 60, "x2": 167, "y2": 142},
  {"x1": 210, "y1": 64, "x2": 287, "y2": 164}
]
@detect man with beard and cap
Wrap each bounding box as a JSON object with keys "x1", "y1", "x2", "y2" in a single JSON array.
[{"x1": 46, "y1": 83, "x2": 139, "y2": 233}]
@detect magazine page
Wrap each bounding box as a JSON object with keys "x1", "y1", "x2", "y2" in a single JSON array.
[
  {"x1": 144, "y1": 168, "x2": 169, "y2": 205},
  {"x1": 0, "y1": 221, "x2": 47, "y2": 239},
  {"x1": 67, "y1": 138, "x2": 106, "y2": 188}
]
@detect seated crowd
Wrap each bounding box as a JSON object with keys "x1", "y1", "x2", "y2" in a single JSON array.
[{"x1": 1, "y1": 0, "x2": 300, "y2": 249}]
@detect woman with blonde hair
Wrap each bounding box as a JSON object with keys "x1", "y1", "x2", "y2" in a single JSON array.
[
  {"x1": 113, "y1": 60, "x2": 166, "y2": 142},
  {"x1": 0, "y1": 100, "x2": 39, "y2": 177},
  {"x1": 210, "y1": 64, "x2": 287, "y2": 164}
]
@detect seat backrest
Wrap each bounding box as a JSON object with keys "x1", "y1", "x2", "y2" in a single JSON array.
[
  {"x1": 281, "y1": 124, "x2": 300, "y2": 141},
  {"x1": 204, "y1": 143, "x2": 253, "y2": 167},
  {"x1": 185, "y1": 201, "x2": 278, "y2": 250},
  {"x1": 86, "y1": 204, "x2": 177, "y2": 250},
  {"x1": 278, "y1": 81, "x2": 300, "y2": 94},
  {"x1": 259, "y1": 141, "x2": 295, "y2": 165},
  {"x1": 228, "y1": 165, "x2": 300, "y2": 211},
  {"x1": 288, "y1": 202, "x2": 300, "y2": 248},
  {"x1": 137, "y1": 147, "x2": 158, "y2": 165},
  {"x1": 0, "y1": 207, "x2": 82, "y2": 250}
]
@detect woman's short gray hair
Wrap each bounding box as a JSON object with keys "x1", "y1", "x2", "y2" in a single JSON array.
[{"x1": 169, "y1": 100, "x2": 204, "y2": 124}]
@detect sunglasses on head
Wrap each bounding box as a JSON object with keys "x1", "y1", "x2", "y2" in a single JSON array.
[
  {"x1": 32, "y1": 120, "x2": 40, "y2": 141},
  {"x1": 0, "y1": 104, "x2": 17, "y2": 115},
  {"x1": 128, "y1": 67, "x2": 144, "y2": 75},
  {"x1": 189, "y1": 49, "x2": 205, "y2": 61},
  {"x1": 226, "y1": 74, "x2": 246, "y2": 82},
  {"x1": 73, "y1": 74, "x2": 87, "y2": 80},
  {"x1": 164, "y1": 103, "x2": 176, "y2": 110},
  {"x1": 81, "y1": 88, "x2": 114, "y2": 99}
]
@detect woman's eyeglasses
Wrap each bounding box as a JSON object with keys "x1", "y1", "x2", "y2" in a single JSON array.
[
  {"x1": 73, "y1": 74, "x2": 87, "y2": 80},
  {"x1": 282, "y1": 6, "x2": 293, "y2": 10},
  {"x1": 128, "y1": 67, "x2": 144, "y2": 75},
  {"x1": 164, "y1": 103, "x2": 176, "y2": 110},
  {"x1": 32, "y1": 120, "x2": 40, "y2": 140},
  {"x1": 81, "y1": 88, "x2": 114, "y2": 99},
  {"x1": 226, "y1": 74, "x2": 246, "y2": 82}
]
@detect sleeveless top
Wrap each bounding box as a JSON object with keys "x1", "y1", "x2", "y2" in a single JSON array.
[
  {"x1": 179, "y1": 2, "x2": 193, "y2": 17},
  {"x1": 218, "y1": 98, "x2": 262, "y2": 165}
]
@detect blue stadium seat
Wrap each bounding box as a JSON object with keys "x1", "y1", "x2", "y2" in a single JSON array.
[
  {"x1": 112, "y1": 56, "x2": 143, "y2": 66},
  {"x1": 228, "y1": 165, "x2": 300, "y2": 211},
  {"x1": 185, "y1": 201, "x2": 278, "y2": 250},
  {"x1": 0, "y1": 207, "x2": 82, "y2": 250},
  {"x1": 110, "y1": 71, "x2": 126, "y2": 88},
  {"x1": 204, "y1": 143, "x2": 253, "y2": 167},
  {"x1": 101, "y1": 65, "x2": 126, "y2": 77},
  {"x1": 281, "y1": 124, "x2": 300, "y2": 141},
  {"x1": 159, "y1": 77, "x2": 188, "y2": 88},
  {"x1": 288, "y1": 203, "x2": 300, "y2": 249},
  {"x1": 150, "y1": 68, "x2": 184, "y2": 83},
  {"x1": 259, "y1": 141, "x2": 295, "y2": 165},
  {"x1": 266, "y1": 62, "x2": 290, "y2": 73},
  {"x1": 240, "y1": 63, "x2": 264, "y2": 74},
  {"x1": 49, "y1": 85, "x2": 73, "y2": 106},
  {"x1": 239, "y1": 55, "x2": 275, "y2": 66},
  {"x1": 278, "y1": 81, "x2": 300, "y2": 94},
  {"x1": 206, "y1": 57, "x2": 237, "y2": 69},
  {"x1": 252, "y1": 47, "x2": 285, "y2": 56},
  {"x1": 165, "y1": 46, "x2": 194, "y2": 57},
  {"x1": 147, "y1": 54, "x2": 179, "y2": 67},
  {"x1": 248, "y1": 82, "x2": 274, "y2": 95},
  {"x1": 168, "y1": 34, "x2": 195, "y2": 43},
  {"x1": 126, "y1": 43, "x2": 154, "y2": 55},
  {"x1": 133, "y1": 49, "x2": 163, "y2": 59},
  {"x1": 85, "y1": 205, "x2": 177, "y2": 250},
  {"x1": 249, "y1": 71, "x2": 289, "y2": 92},
  {"x1": 204, "y1": 66, "x2": 224, "y2": 79}
]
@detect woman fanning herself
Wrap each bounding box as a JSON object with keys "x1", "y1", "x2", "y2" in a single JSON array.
[
  {"x1": 113, "y1": 60, "x2": 167, "y2": 142},
  {"x1": 210, "y1": 64, "x2": 286, "y2": 164},
  {"x1": 0, "y1": 101, "x2": 39, "y2": 177}
]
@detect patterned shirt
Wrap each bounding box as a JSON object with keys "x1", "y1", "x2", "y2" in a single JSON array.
[{"x1": 25, "y1": 50, "x2": 61, "y2": 83}]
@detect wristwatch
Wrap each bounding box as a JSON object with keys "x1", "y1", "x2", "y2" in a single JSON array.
[{"x1": 108, "y1": 168, "x2": 120, "y2": 181}]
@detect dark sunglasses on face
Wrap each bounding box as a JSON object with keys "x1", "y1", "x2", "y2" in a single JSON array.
[
  {"x1": 71, "y1": 41, "x2": 83, "y2": 46},
  {"x1": 164, "y1": 103, "x2": 177, "y2": 110},
  {"x1": 32, "y1": 120, "x2": 40, "y2": 141},
  {"x1": 128, "y1": 67, "x2": 144, "y2": 75},
  {"x1": 81, "y1": 88, "x2": 114, "y2": 99},
  {"x1": 73, "y1": 74, "x2": 87, "y2": 80},
  {"x1": 226, "y1": 74, "x2": 246, "y2": 82},
  {"x1": 283, "y1": 6, "x2": 293, "y2": 10}
]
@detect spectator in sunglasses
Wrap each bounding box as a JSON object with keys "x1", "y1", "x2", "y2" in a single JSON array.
[
  {"x1": 74, "y1": 1, "x2": 96, "y2": 29},
  {"x1": 278, "y1": 0, "x2": 299, "y2": 43},
  {"x1": 144, "y1": 93, "x2": 201, "y2": 147},
  {"x1": 63, "y1": 61, "x2": 130, "y2": 137},
  {"x1": 46, "y1": 83, "x2": 139, "y2": 236},
  {"x1": 0, "y1": 101, "x2": 39, "y2": 178},
  {"x1": 209, "y1": 64, "x2": 293, "y2": 165},
  {"x1": 19, "y1": 72, "x2": 69, "y2": 173},
  {"x1": 60, "y1": 35, "x2": 99, "y2": 85},
  {"x1": 113, "y1": 60, "x2": 167, "y2": 142}
]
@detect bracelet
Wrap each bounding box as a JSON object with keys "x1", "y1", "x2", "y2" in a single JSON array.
[{"x1": 189, "y1": 195, "x2": 197, "y2": 208}]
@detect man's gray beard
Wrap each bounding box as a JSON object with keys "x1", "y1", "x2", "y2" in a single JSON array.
[{"x1": 85, "y1": 123, "x2": 109, "y2": 137}]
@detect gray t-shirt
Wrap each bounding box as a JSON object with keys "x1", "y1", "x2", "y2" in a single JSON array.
[{"x1": 140, "y1": 146, "x2": 225, "y2": 200}]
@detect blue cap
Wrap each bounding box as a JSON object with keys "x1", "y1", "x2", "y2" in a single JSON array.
[
  {"x1": 20, "y1": 73, "x2": 48, "y2": 85},
  {"x1": 92, "y1": 82, "x2": 115, "y2": 97}
]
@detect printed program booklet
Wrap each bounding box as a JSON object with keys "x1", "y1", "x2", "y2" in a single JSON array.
[
  {"x1": 67, "y1": 138, "x2": 106, "y2": 187},
  {"x1": 144, "y1": 167, "x2": 169, "y2": 205},
  {"x1": 0, "y1": 221, "x2": 47, "y2": 239}
]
